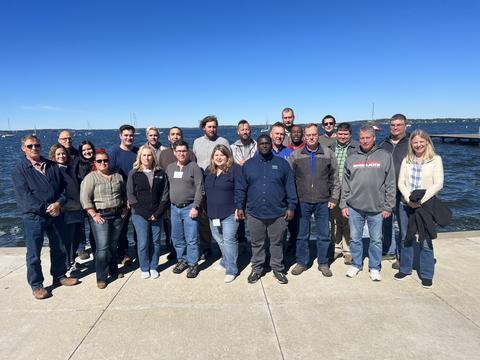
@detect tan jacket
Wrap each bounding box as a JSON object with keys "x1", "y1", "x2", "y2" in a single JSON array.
[{"x1": 398, "y1": 155, "x2": 444, "y2": 204}]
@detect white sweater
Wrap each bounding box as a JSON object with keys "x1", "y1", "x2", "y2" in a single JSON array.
[{"x1": 398, "y1": 155, "x2": 444, "y2": 204}]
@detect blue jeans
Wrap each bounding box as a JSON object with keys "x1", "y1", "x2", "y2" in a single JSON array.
[
  {"x1": 399, "y1": 204, "x2": 435, "y2": 279},
  {"x1": 296, "y1": 202, "x2": 331, "y2": 267},
  {"x1": 22, "y1": 213, "x2": 67, "y2": 290},
  {"x1": 348, "y1": 207, "x2": 383, "y2": 270},
  {"x1": 209, "y1": 213, "x2": 239, "y2": 275},
  {"x1": 170, "y1": 204, "x2": 199, "y2": 265},
  {"x1": 89, "y1": 215, "x2": 123, "y2": 282},
  {"x1": 132, "y1": 213, "x2": 163, "y2": 272}
]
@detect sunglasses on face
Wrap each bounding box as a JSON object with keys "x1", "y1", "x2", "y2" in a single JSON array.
[
  {"x1": 26, "y1": 144, "x2": 41, "y2": 149},
  {"x1": 60, "y1": 137, "x2": 72, "y2": 141},
  {"x1": 323, "y1": 122, "x2": 334, "y2": 126},
  {"x1": 95, "y1": 159, "x2": 109, "y2": 164}
]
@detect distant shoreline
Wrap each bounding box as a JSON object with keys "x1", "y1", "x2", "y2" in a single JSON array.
[{"x1": 1, "y1": 118, "x2": 479, "y2": 132}]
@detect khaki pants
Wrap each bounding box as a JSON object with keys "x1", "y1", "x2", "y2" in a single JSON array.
[{"x1": 329, "y1": 204, "x2": 350, "y2": 256}]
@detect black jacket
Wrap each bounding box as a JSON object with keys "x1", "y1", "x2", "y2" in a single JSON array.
[
  {"x1": 380, "y1": 134, "x2": 410, "y2": 185},
  {"x1": 59, "y1": 165, "x2": 82, "y2": 212},
  {"x1": 406, "y1": 189, "x2": 452, "y2": 245},
  {"x1": 126, "y1": 169, "x2": 169, "y2": 220}
]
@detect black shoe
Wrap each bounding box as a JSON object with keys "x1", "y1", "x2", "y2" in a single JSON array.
[
  {"x1": 394, "y1": 272, "x2": 410, "y2": 281},
  {"x1": 172, "y1": 261, "x2": 188, "y2": 274},
  {"x1": 421, "y1": 278, "x2": 433, "y2": 289},
  {"x1": 186, "y1": 264, "x2": 199, "y2": 278},
  {"x1": 382, "y1": 253, "x2": 396, "y2": 261},
  {"x1": 199, "y1": 248, "x2": 212, "y2": 261},
  {"x1": 167, "y1": 251, "x2": 177, "y2": 261},
  {"x1": 247, "y1": 270, "x2": 262, "y2": 284},
  {"x1": 392, "y1": 260, "x2": 400, "y2": 270},
  {"x1": 273, "y1": 270, "x2": 288, "y2": 284}
]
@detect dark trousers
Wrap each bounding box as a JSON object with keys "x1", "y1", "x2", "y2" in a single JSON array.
[
  {"x1": 117, "y1": 211, "x2": 137, "y2": 259},
  {"x1": 247, "y1": 215, "x2": 287, "y2": 273},
  {"x1": 198, "y1": 204, "x2": 212, "y2": 251},
  {"x1": 22, "y1": 213, "x2": 67, "y2": 291}
]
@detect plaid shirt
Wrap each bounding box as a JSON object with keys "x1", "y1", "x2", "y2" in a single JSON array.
[
  {"x1": 335, "y1": 142, "x2": 349, "y2": 181},
  {"x1": 410, "y1": 156, "x2": 424, "y2": 192}
]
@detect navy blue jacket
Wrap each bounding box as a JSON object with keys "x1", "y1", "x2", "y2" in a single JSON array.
[
  {"x1": 237, "y1": 153, "x2": 297, "y2": 219},
  {"x1": 12, "y1": 157, "x2": 66, "y2": 215},
  {"x1": 204, "y1": 163, "x2": 241, "y2": 219}
]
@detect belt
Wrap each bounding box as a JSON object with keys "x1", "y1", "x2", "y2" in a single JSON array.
[
  {"x1": 97, "y1": 207, "x2": 121, "y2": 214},
  {"x1": 173, "y1": 202, "x2": 193, "y2": 209}
]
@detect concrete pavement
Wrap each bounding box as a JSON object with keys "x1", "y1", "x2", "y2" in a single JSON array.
[{"x1": 1, "y1": 231, "x2": 480, "y2": 360}]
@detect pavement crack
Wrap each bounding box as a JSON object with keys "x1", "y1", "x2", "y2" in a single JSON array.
[
  {"x1": 259, "y1": 278, "x2": 286, "y2": 360},
  {"x1": 67, "y1": 271, "x2": 134, "y2": 359},
  {"x1": 0, "y1": 264, "x2": 25, "y2": 280},
  {"x1": 431, "y1": 290, "x2": 480, "y2": 330}
]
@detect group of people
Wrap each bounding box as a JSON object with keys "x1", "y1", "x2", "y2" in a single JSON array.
[{"x1": 13, "y1": 108, "x2": 446, "y2": 300}]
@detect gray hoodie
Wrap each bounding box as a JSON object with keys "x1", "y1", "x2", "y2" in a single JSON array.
[{"x1": 340, "y1": 145, "x2": 396, "y2": 213}]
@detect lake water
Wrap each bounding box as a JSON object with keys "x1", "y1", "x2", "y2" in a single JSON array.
[{"x1": 1, "y1": 120, "x2": 479, "y2": 246}]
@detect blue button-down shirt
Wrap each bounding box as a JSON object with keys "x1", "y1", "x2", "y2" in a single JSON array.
[{"x1": 237, "y1": 153, "x2": 297, "y2": 219}]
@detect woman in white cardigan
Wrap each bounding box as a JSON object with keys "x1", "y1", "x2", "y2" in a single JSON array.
[{"x1": 394, "y1": 129, "x2": 444, "y2": 289}]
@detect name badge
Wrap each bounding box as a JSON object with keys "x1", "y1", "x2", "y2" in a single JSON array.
[
  {"x1": 272, "y1": 165, "x2": 278, "y2": 170},
  {"x1": 212, "y1": 219, "x2": 221, "y2": 227},
  {"x1": 173, "y1": 171, "x2": 183, "y2": 179}
]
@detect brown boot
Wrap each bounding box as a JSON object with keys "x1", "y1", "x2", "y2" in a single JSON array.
[
  {"x1": 344, "y1": 254, "x2": 353, "y2": 265},
  {"x1": 53, "y1": 277, "x2": 79, "y2": 287},
  {"x1": 97, "y1": 282, "x2": 107, "y2": 289},
  {"x1": 32, "y1": 287, "x2": 50, "y2": 300}
]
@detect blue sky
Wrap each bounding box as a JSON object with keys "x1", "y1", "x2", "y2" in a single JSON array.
[{"x1": 1, "y1": 0, "x2": 479, "y2": 130}]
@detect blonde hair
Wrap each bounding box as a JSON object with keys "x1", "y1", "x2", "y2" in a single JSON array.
[
  {"x1": 406, "y1": 129, "x2": 437, "y2": 163},
  {"x1": 207, "y1": 144, "x2": 234, "y2": 174},
  {"x1": 133, "y1": 145, "x2": 159, "y2": 171}
]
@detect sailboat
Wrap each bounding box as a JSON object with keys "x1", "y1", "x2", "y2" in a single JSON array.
[
  {"x1": 370, "y1": 103, "x2": 381, "y2": 132},
  {"x1": 260, "y1": 117, "x2": 270, "y2": 133},
  {"x1": 1, "y1": 118, "x2": 16, "y2": 138},
  {"x1": 131, "y1": 112, "x2": 141, "y2": 135}
]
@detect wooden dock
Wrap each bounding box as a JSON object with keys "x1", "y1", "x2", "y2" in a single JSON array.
[{"x1": 431, "y1": 133, "x2": 480, "y2": 144}]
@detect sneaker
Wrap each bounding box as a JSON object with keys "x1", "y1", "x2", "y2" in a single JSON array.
[
  {"x1": 32, "y1": 287, "x2": 50, "y2": 300},
  {"x1": 186, "y1": 264, "x2": 199, "y2": 278},
  {"x1": 382, "y1": 253, "x2": 396, "y2": 261},
  {"x1": 77, "y1": 250, "x2": 90, "y2": 260},
  {"x1": 141, "y1": 271, "x2": 150, "y2": 279},
  {"x1": 291, "y1": 264, "x2": 307, "y2": 276},
  {"x1": 150, "y1": 269, "x2": 159, "y2": 279},
  {"x1": 273, "y1": 270, "x2": 288, "y2": 284},
  {"x1": 346, "y1": 266, "x2": 361, "y2": 278},
  {"x1": 421, "y1": 278, "x2": 433, "y2": 289},
  {"x1": 318, "y1": 265, "x2": 333, "y2": 277},
  {"x1": 224, "y1": 274, "x2": 236, "y2": 283},
  {"x1": 392, "y1": 260, "x2": 400, "y2": 270},
  {"x1": 172, "y1": 261, "x2": 188, "y2": 274},
  {"x1": 247, "y1": 270, "x2": 262, "y2": 284},
  {"x1": 369, "y1": 269, "x2": 382, "y2": 282},
  {"x1": 344, "y1": 254, "x2": 353, "y2": 265},
  {"x1": 167, "y1": 251, "x2": 177, "y2": 261},
  {"x1": 394, "y1": 272, "x2": 411, "y2": 281}
]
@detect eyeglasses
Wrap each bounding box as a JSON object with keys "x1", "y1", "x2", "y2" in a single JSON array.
[
  {"x1": 323, "y1": 122, "x2": 334, "y2": 126},
  {"x1": 60, "y1": 137, "x2": 72, "y2": 141},
  {"x1": 95, "y1": 159, "x2": 109, "y2": 164},
  {"x1": 26, "y1": 144, "x2": 41, "y2": 149},
  {"x1": 304, "y1": 134, "x2": 319, "y2": 138}
]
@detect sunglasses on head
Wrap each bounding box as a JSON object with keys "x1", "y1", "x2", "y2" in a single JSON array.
[
  {"x1": 26, "y1": 144, "x2": 41, "y2": 149},
  {"x1": 95, "y1": 159, "x2": 109, "y2": 164}
]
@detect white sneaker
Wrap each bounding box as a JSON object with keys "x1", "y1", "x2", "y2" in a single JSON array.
[
  {"x1": 141, "y1": 271, "x2": 150, "y2": 279},
  {"x1": 150, "y1": 269, "x2": 159, "y2": 279},
  {"x1": 346, "y1": 266, "x2": 361, "y2": 278},
  {"x1": 224, "y1": 274, "x2": 236, "y2": 283},
  {"x1": 369, "y1": 269, "x2": 382, "y2": 282}
]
